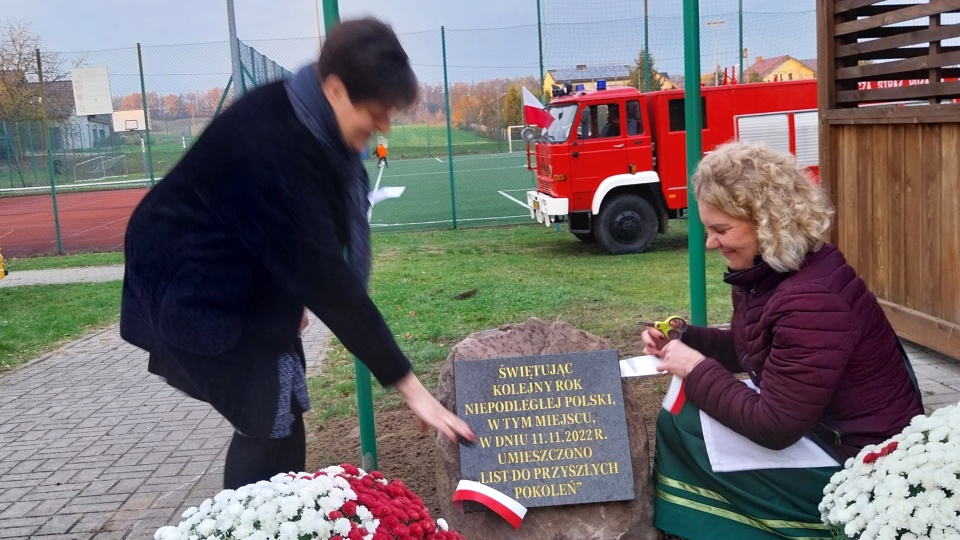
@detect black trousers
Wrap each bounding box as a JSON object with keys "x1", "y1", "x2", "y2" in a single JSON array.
[{"x1": 222, "y1": 415, "x2": 306, "y2": 489}]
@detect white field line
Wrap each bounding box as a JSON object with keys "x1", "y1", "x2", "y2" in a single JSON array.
[
  {"x1": 371, "y1": 215, "x2": 528, "y2": 228},
  {"x1": 498, "y1": 190, "x2": 531, "y2": 209}
]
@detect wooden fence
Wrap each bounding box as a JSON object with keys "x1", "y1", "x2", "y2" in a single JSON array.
[{"x1": 818, "y1": 0, "x2": 960, "y2": 358}]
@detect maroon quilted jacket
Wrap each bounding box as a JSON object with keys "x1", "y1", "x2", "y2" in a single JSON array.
[{"x1": 683, "y1": 244, "x2": 923, "y2": 460}]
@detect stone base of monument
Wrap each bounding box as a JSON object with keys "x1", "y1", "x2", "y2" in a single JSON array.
[{"x1": 435, "y1": 317, "x2": 658, "y2": 540}]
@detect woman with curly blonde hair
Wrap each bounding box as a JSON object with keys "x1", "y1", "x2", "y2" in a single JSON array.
[{"x1": 642, "y1": 142, "x2": 923, "y2": 540}]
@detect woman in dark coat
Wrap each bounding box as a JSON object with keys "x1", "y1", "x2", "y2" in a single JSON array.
[
  {"x1": 120, "y1": 18, "x2": 474, "y2": 489},
  {"x1": 644, "y1": 142, "x2": 923, "y2": 539}
]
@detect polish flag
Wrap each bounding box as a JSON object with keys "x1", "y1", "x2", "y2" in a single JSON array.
[
  {"x1": 522, "y1": 87, "x2": 553, "y2": 129},
  {"x1": 662, "y1": 375, "x2": 686, "y2": 415},
  {"x1": 453, "y1": 480, "x2": 527, "y2": 529}
]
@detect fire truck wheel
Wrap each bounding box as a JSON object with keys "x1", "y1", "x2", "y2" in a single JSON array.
[
  {"x1": 572, "y1": 231, "x2": 597, "y2": 243},
  {"x1": 595, "y1": 194, "x2": 658, "y2": 255}
]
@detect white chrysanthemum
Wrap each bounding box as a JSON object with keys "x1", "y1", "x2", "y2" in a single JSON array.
[
  {"x1": 194, "y1": 518, "x2": 217, "y2": 537},
  {"x1": 278, "y1": 521, "x2": 299, "y2": 539},
  {"x1": 437, "y1": 518, "x2": 449, "y2": 531},
  {"x1": 820, "y1": 403, "x2": 960, "y2": 538},
  {"x1": 181, "y1": 507, "x2": 199, "y2": 519},
  {"x1": 233, "y1": 522, "x2": 255, "y2": 538},
  {"x1": 278, "y1": 495, "x2": 302, "y2": 519},
  {"x1": 317, "y1": 495, "x2": 339, "y2": 514},
  {"x1": 333, "y1": 517, "x2": 353, "y2": 536},
  {"x1": 356, "y1": 505, "x2": 373, "y2": 522},
  {"x1": 154, "y1": 526, "x2": 184, "y2": 540},
  {"x1": 247, "y1": 530, "x2": 270, "y2": 540}
]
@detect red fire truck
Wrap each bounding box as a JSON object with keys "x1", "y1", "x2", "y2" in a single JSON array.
[{"x1": 525, "y1": 79, "x2": 818, "y2": 254}]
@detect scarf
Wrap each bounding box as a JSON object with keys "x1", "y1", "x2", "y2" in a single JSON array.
[{"x1": 284, "y1": 64, "x2": 372, "y2": 286}]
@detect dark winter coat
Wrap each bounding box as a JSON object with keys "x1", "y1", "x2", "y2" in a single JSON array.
[
  {"x1": 120, "y1": 82, "x2": 411, "y2": 439},
  {"x1": 683, "y1": 244, "x2": 923, "y2": 460}
]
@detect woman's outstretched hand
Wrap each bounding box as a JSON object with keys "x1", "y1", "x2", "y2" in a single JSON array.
[{"x1": 394, "y1": 371, "x2": 476, "y2": 444}]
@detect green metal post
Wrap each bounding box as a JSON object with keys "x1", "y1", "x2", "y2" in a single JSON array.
[
  {"x1": 644, "y1": 0, "x2": 650, "y2": 92},
  {"x1": 321, "y1": 0, "x2": 378, "y2": 473},
  {"x1": 3, "y1": 122, "x2": 13, "y2": 188},
  {"x1": 683, "y1": 0, "x2": 707, "y2": 326},
  {"x1": 249, "y1": 47, "x2": 258, "y2": 87},
  {"x1": 36, "y1": 49, "x2": 63, "y2": 254},
  {"x1": 739, "y1": 0, "x2": 744, "y2": 82},
  {"x1": 537, "y1": 0, "x2": 546, "y2": 104},
  {"x1": 13, "y1": 122, "x2": 24, "y2": 186},
  {"x1": 321, "y1": 0, "x2": 339, "y2": 29},
  {"x1": 442, "y1": 27, "x2": 457, "y2": 228},
  {"x1": 137, "y1": 44, "x2": 156, "y2": 187},
  {"x1": 214, "y1": 76, "x2": 233, "y2": 118},
  {"x1": 27, "y1": 122, "x2": 38, "y2": 184},
  {"x1": 240, "y1": 65, "x2": 255, "y2": 90}
]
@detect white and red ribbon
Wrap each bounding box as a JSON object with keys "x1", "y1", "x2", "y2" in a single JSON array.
[
  {"x1": 453, "y1": 480, "x2": 527, "y2": 529},
  {"x1": 662, "y1": 375, "x2": 686, "y2": 414}
]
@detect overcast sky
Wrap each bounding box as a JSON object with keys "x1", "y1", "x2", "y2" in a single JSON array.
[
  {"x1": 1, "y1": 1, "x2": 818, "y2": 94},
  {"x1": 3, "y1": 1, "x2": 815, "y2": 50}
]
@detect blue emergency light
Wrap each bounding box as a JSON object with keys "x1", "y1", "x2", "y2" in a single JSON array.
[
  {"x1": 597, "y1": 79, "x2": 607, "y2": 90},
  {"x1": 575, "y1": 83, "x2": 585, "y2": 92}
]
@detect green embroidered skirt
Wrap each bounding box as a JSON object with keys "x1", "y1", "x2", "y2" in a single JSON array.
[{"x1": 654, "y1": 403, "x2": 841, "y2": 540}]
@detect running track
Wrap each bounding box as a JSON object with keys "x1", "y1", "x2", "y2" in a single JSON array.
[{"x1": 0, "y1": 188, "x2": 148, "y2": 257}]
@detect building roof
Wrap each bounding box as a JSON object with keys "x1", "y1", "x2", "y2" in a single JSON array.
[
  {"x1": 799, "y1": 58, "x2": 817, "y2": 73},
  {"x1": 745, "y1": 55, "x2": 791, "y2": 79},
  {"x1": 28, "y1": 80, "x2": 76, "y2": 119},
  {"x1": 745, "y1": 55, "x2": 818, "y2": 80},
  {"x1": 548, "y1": 64, "x2": 631, "y2": 82}
]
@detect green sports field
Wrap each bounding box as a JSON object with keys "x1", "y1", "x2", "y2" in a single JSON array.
[{"x1": 363, "y1": 152, "x2": 538, "y2": 230}]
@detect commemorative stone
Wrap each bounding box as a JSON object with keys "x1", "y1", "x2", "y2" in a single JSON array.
[{"x1": 434, "y1": 318, "x2": 657, "y2": 540}]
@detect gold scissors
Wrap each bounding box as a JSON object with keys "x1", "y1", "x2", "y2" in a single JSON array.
[{"x1": 653, "y1": 316, "x2": 688, "y2": 340}]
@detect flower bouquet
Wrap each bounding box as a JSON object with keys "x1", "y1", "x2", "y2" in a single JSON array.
[
  {"x1": 155, "y1": 464, "x2": 466, "y2": 540},
  {"x1": 819, "y1": 404, "x2": 960, "y2": 539}
]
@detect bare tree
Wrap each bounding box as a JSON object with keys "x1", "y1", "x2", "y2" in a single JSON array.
[{"x1": 0, "y1": 19, "x2": 79, "y2": 121}]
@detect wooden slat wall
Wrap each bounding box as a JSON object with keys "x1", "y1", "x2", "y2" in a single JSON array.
[
  {"x1": 833, "y1": 123, "x2": 960, "y2": 358},
  {"x1": 829, "y1": 0, "x2": 960, "y2": 107},
  {"x1": 821, "y1": 0, "x2": 960, "y2": 359}
]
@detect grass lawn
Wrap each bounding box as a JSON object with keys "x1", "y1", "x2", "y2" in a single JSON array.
[
  {"x1": 310, "y1": 221, "x2": 732, "y2": 421},
  {"x1": 0, "y1": 281, "x2": 122, "y2": 372},
  {"x1": 6, "y1": 251, "x2": 125, "y2": 271},
  {"x1": 375, "y1": 124, "x2": 503, "y2": 159}
]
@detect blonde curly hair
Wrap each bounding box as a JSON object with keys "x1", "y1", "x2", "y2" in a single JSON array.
[{"x1": 692, "y1": 141, "x2": 834, "y2": 273}]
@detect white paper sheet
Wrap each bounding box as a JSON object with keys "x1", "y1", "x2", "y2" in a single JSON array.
[
  {"x1": 700, "y1": 381, "x2": 840, "y2": 472},
  {"x1": 619, "y1": 355, "x2": 664, "y2": 378},
  {"x1": 368, "y1": 186, "x2": 405, "y2": 207}
]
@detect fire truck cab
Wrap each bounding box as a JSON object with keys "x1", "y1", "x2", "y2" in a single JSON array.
[{"x1": 525, "y1": 80, "x2": 817, "y2": 254}]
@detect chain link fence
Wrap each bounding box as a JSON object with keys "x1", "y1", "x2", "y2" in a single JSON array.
[{"x1": 1, "y1": 9, "x2": 816, "y2": 256}]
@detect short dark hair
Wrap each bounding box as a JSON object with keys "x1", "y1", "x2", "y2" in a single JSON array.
[{"x1": 318, "y1": 18, "x2": 418, "y2": 109}]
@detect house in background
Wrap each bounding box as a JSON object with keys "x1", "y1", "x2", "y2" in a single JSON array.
[
  {"x1": 543, "y1": 64, "x2": 677, "y2": 97},
  {"x1": 745, "y1": 55, "x2": 817, "y2": 82},
  {"x1": 32, "y1": 80, "x2": 114, "y2": 151},
  {"x1": 1, "y1": 70, "x2": 114, "y2": 152}
]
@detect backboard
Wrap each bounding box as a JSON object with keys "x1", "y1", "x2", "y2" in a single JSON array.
[
  {"x1": 112, "y1": 110, "x2": 148, "y2": 132},
  {"x1": 72, "y1": 67, "x2": 114, "y2": 116}
]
